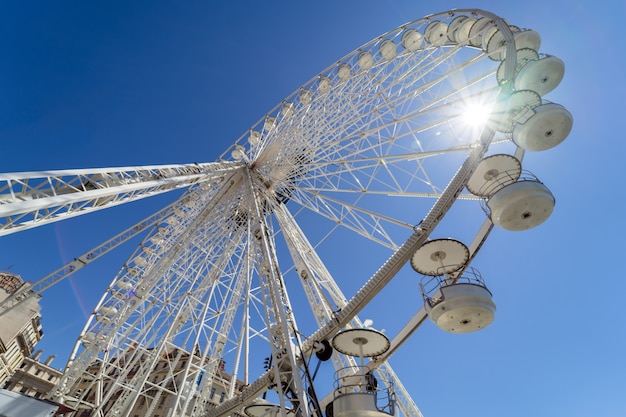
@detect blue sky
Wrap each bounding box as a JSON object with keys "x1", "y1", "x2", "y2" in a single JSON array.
[{"x1": 1, "y1": 1, "x2": 625, "y2": 417}]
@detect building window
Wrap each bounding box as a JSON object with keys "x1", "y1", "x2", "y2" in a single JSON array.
[
  {"x1": 210, "y1": 388, "x2": 215, "y2": 400},
  {"x1": 16, "y1": 334, "x2": 33, "y2": 356},
  {"x1": 220, "y1": 392, "x2": 225, "y2": 403}
]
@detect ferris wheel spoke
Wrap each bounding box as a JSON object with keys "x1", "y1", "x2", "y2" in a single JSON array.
[
  {"x1": 187, "y1": 250, "x2": 252, "y2": 415},
  {"x1": 114, "y1": 231, "x2": 254, "y2": 412},
  {"x1": 297, "y1": 154, "x2": 449, "y2": 197},
  {"x1": 276, "y1": 198, "x2": 426, "y2": 417},
  {"x1": 67, "y1": 223, "x2": 251, "y2": 414},
  {"x1": 291, "y1": 50, "x2": 489, "y2": 153},
  {"x1": 54, "y1": 172, "x2": 245, "y2": 407},
  {"x1": 163, "y1": 237, "x2": 253, "y2": 415},
  {"x1": 250, "y1": 49, "x2": 495, "y2": 180},
  {"x1": 317, "y1": 46, "x2": 465, "y2": 125},
  {"x1": 224, "y1": 177, "x2": 314, "y2": 417},
  {"x1": 299, "y1": 125, "x2": 499, "y2": 361},
  {"x1": 289, "y1": 190, "x2": 414, "y2": 250},
  {"x1": 0, "y1": 194, "x2": 188, "y2": 315}
]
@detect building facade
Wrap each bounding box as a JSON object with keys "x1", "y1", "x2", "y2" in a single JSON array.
[
  {"x1": 3, "y1": 350, "x2": 63, "y2": 400},
  {"x1": 0, "y1": 272, "x2": 44, "y2": 386}
]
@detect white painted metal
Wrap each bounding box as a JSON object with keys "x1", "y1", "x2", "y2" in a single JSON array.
[
  {"x1": 512, "y1": 103, "x2": 574, "y2": 151},
  {"x1": 0, "y1": 8, "x2": 573, "y2": 417},
  {"x1": 245, "y1": 402, "x2": 296, "y2": 417},
  {"x1": 0, "y1": 161, "x2": 239, "y2": 235},
  {"x1": 467, "y1": 154, "x2": 522, "y2": 197},
  {"x1": 333, "y1": 393, "x2": 392, "y2": 417},
  {"x1": 332, "y1": 329, "x2": 390, "y2": 359},
  {"x1": 410, "y1": 239, "x2": 470, "y2": 276},
  {"x1": 488, "y1": 178, "x2": 556, "y2": 231},
  {"x1": 274, "y1": 203, "x2": 424, "y2": 417},
  {"x1": 425, "y1": 283, "x2": 496, "y2": 333},
  {"x1": 515, "y1": 56, "x2": 565, "y2": 96},
  {"x1": 0, "y1": 197, "x2": 185, "y2": 316},
  {"x1": 496, "y1": 47, "x2": 540, "y2": 85}
]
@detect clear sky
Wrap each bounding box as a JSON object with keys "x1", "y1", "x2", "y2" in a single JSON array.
[{"x1": 1, "y1": 1, "x2": 625, "y2": 417}]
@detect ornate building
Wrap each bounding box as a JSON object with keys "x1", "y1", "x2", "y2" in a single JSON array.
[
  {"x1": 0, "y1": 272, "x2": 44, "y2": 386},
  {"x1": 3, "y1": 350, "x2": 63, "y2": 400}
]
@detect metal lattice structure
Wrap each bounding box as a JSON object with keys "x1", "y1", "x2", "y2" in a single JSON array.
[{"x1": 0, "y1": 9, "x2": 571, "y2": 417}]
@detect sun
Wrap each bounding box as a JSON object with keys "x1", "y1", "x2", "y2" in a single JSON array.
[{"x1": 461, "y1": 102, "x2": 492, "y2": 127}]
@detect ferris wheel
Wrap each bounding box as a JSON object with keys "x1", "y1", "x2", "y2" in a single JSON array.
[{"x1": 0, "y1": 8, "x2": 572, "y2": 417}]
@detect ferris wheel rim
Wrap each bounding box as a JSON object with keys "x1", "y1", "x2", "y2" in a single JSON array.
[{"x1": 220, "y1": 8, "x2": 520, "y2": 160}]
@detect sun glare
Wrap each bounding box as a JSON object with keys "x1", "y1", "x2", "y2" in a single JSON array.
[{"x1": 462, "y1": 102, "x2": 492, "y2": 126}]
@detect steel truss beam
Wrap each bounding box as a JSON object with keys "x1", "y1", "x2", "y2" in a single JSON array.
[{"x1": 0, "y1": 161, "x2": 240, "y2": 235}]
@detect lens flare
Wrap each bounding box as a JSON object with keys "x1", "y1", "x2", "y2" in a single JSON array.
[{"x1": 462, "y1": 102, "x2": 492, "y2": 126}]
